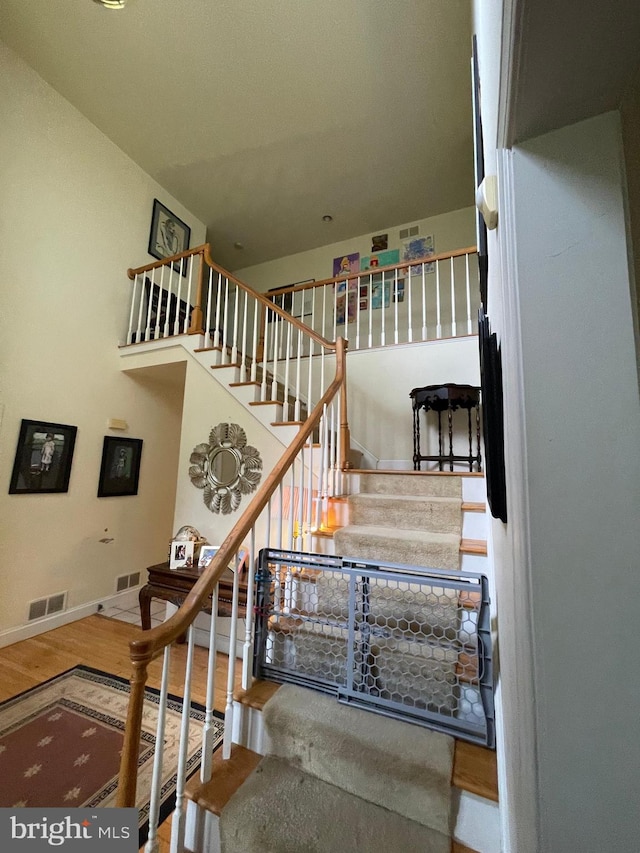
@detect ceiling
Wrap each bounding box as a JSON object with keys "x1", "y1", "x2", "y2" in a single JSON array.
[{"x1": 0, "y1": 0, "x2": 475, "y2": 269}]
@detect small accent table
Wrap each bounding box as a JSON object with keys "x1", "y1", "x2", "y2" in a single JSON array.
[
  {"x1": 410, "y1": 383, "x2": 482, "y2": 472},
  {"x1": 139, "y1": 562, "x2": 248, "y2": 631}
]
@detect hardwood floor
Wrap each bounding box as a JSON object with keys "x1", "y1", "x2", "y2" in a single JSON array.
[{"x1": 0, "y1": 614, "x2": 239, "y2": 711}]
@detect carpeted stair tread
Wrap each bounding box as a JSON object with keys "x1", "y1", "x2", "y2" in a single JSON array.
[
  {"x1": 334, "y1": 524, "x2": 460, "y2": 570},
  {"x1": 358, "y1": 472, "x2": 463, "y2": 498},
  {"x1": 219, "y1": 755, "x2": 450, "y2": 853},
  {"x1": 349, "y1": 492, "x2": 462, "y2": 533},
  {"x1": 262, "y1": 684, "x2": 454, "y2": 836}
]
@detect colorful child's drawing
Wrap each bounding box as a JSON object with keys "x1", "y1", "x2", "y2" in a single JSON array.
[
  {"x1": 335, "y1": 279, "x2": 359, "y2": 325},
  {"x1": 401, "y1": 235, "x2": 435, "y2": 274},
  {"x1": 333, "y1": 253, "x2": 360, "y2": 278},
  {"x1": 360, "y1": 249, "x2": 400, "y2": 271}
]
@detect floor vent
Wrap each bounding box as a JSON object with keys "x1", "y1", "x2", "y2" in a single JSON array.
[
  {"x1": 116, "y1": 572, "x2": 141, "y2": 593},
  {"x1": 399, "y1": 224, "x2": 420, "y2": 240},
  {"x1": 28, "y1": 592, "x2": 67, "y2": 621}
]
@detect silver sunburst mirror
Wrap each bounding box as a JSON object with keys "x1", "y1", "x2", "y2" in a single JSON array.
[{"x1": 189, "y1": 423, "x2": 263, "y2": 514}]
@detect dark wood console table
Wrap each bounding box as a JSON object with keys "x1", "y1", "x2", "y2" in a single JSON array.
[
  {"x1": 139, "y1": 562, "x2": 248, "y2": 632},
  {"x1": 410, "y1": 383, "x2": 482, "y2": 472}
]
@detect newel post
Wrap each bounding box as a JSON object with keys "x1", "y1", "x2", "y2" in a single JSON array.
[
  {"x1": 188, "y1": 250, "x2": 205, "y2": 334},
  {"x1": 116, "y1": 658, "x2": 150, "y2": 807},
  {"x1": 338, "y1": 337, "x2": 352, "y2": 471}
]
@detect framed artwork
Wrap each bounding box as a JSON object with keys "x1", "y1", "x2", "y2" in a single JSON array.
[
  {"x1": 170, "y1": 540, "x2": 195, "y2": 570},
  {"x1": 148, "y1": 199, "x2": 191, "y2": 273},
  {"x1": 392, "y1": 277, "x2": 406, "y2": 303},
  {"x1": 401, "y1": 236, "x2": 435, "y2": 274},
  {"x1": 335, "y1": 279, "x2": 358, "y2": 325},
  {"x1": 97, "y1": 436, "x2": 143, "y2": 497},
  {"x1": 9, "y1": 419, "x2": 77, "y2": 494},
  {"x1": 268, "y1": 281, "x2": 315, "y2": 320},
  {"x1": 479, "y1": 307, "x2": 506, "y2": 522},
  {"x1": 198, "y1": 545, "x2": 220, "y2": 569},
  {"x1": 360, "y1": 249, "x2": 400, "y2": 271},
  {"x1": 333, "y1": 252, "x2": 359, "y2": 278},
  {"x1": 371, "y1": 234, "x2": 388, "y2": 252}
]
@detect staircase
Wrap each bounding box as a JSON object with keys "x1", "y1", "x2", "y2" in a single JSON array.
[
  {"x1": 179, "y1": 470, "x2": 496, "y2": 853},
  {"x1": 116, "y1": 245, "x2": 498, "y2": 852}
]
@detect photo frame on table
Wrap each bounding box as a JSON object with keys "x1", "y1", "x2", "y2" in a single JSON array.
[
  {"x1": 9, "y1": 419, "x2": 77, "y2": 494},
  {"x1": 198, "y1": 545, "x2": 220, "y2": 569},
  {"x1": 97, "y1": 436, "x2": 143, "y2": 497},
  {"x1": 148, "y1": 199, "x2": 191, "y2": 274},
  {"x1": 170, "y1": 540, "x2": 195, "y2": 570}
]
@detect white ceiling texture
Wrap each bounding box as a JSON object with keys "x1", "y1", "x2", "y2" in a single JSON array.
[{"x1": 0, "y1": 0, "x2": 475, "y2": 269}]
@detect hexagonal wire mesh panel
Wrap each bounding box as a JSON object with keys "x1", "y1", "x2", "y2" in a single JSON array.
[{"x1": 253, "y1": 549, "x2": 494, "y2": 747}]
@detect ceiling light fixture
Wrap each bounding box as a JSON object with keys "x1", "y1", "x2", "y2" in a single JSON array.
[
  {"x1": 233, "y1": 241, "x2": 244, "y2": 250},
  {"x1": 322, "y1": 215, "x2": 333, "y2": 222},
  {"x1": 93, "y1": 0, "x2": 127, "y2": 9}
]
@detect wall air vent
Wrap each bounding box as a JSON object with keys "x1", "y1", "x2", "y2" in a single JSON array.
[
  {"x1": 115, "y1": 572, "x2": 141, "y2": 593},
  {"x1": 399, "y1": 225, "x2": 420, "y2": 240},
  {"x1": 28, "y1": 591, "x2": 68, "y2": 621}
]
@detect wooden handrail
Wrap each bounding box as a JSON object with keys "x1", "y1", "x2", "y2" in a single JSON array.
[
  {"x1": 127, "y1": 243, "x2": 336, "y2": 351},
  {"x1": 116, "y1": 337, "x2": 348, "y2": 807},
  {"x1": 265, "y1": 245, "x2": 479, "y2": 297},
  {"x1": 201, "y1": 246, "x2": 335, "y2": 351},
  {"x1": 127, "y1": 244, "x2": 208, "y2": 280}
]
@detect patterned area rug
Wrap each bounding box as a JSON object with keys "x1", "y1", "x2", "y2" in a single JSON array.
[{"x1": 0, "y1": 665, "x2": 224, "y2": 844}]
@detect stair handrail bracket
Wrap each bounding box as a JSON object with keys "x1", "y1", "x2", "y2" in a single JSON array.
[{"x1": 116, "y1": 336, "x2": 348, "y2": 811}]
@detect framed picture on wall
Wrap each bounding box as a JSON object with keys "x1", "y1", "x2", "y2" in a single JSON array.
[
  {"x1": 9, "y1": 419, "x2": 77, "y2": 494},
  {"x1": 97, "y1": 436, "x2": 143, "y2": 497},
  {"x1": 148, "y1": 199, "x2": 191, "y2": 273}
]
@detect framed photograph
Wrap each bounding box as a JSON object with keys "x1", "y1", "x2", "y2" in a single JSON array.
[
  {"x1": 170, "y1": 540, "x2": 195, "y2": 571},
  {"x1": 198, "y1": 545, "x2": 220, "y2": 569},
  {"x1": 148, "y1": 199, "x2": 191, "y2": 273},
  {"x1": 97, "y1": 437, "x2": 143, "y2": 497},
  {"x1": 9, "y1": 419, "x2": 77, "y2": 494}
]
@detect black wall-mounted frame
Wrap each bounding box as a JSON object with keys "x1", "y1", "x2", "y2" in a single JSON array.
[
  {"x1": 472, "y1": 35, "x2": 488, "y2": 308},
  {"x1": 479, "y1": 308, "x2": 507, "y2": 522},
  {"x1": 9, "y1": 419, "x2": 77, "y2": 494},
  {"x1": 148, "y1": 199, "x2": 191, "y2": 275},
  {"x1": 97, "y1": 436, "x2": 143, "y2": 497}
]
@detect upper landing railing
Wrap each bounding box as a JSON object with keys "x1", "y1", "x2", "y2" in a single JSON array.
[{"x1": 124, "y1": 243, "x2": 479, "y2": 358}]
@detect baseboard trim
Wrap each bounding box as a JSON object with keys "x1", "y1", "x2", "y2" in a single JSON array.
[{"x1": 0, "y1": 587, "x2": 143, "y2": 649}]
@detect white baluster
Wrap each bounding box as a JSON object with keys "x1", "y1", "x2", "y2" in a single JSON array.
[
  {"x1": 200, "y1": 584, "x2": 219, "y2": 783},
  {"x1": 222, "y1": 563, "x2": 241, "y2": 760},
  {"x1": 307, "y1": 439, "x2": 314, "y2": 542},
  {"x1": 283, "y1": 322, "x2": 292, "y2": 421},
  {"x1": 465, "y1": 253, "x2": 473, "y2": 335},
  {"x1": 271, "y1": 312, "x2": 279, "y2": 401},
  {"x1": 250, "y1": 298, "x2": 258, "y2": 382},
  {"x1": 436, "y1": 260, "x2": 442, "y2": 338},
  {"x1": 145, "y1": 269, "x2": 156, "y2": 341},
  {"x1": 450, "y1": 255, "x2": 457, "y2": 337},
  {"x1": 205, "y1": 268, "x2": 214, "y2": 346},
  {"x1": 407, "y1": 264, "x2": 413, "y2": 343},
  {"x1": 380, "y1": 272, "x2": 386, "y2": 347},
  {"x1": 261, "y1": 307, "x2": 269, "y2": 401},
  {"x1": 355, "y1": 274, "x2": 361, "y2": 351},
  {"x1": 333, "y1": 282, "x2": 338, "y2": 342},
  {"x1": 309, "y1": 287, "x2": 316, "y2": 353},
  {"x1": 421, "y1": 262, "x2": 428, "y2": 341},
  {"x1": 174, "y1": 259, "x2": 185, "y2": 336},
  {"x1": 288, "y1": 460, "x2": 296, "y2": 549},
  {"x1": 297, "y1": 445, "x2": 305, "y2": 551},
  {"x1": 184, "y1": 257, "x2": 194, "y2": 334},
  {"x1": 213, "y1": 272, "x2": 222, "y2": 351},
  {"x1": 241, "y1": 288, "x2": 249, "y2": 380},
  {"x1": 170, "y1": 625, "x2": 195, "y2": 852},
  {"x1": 221, "y1": 277, "x2": 230, "y2": 363},
  {"x1": 393, "y1": 268, "x2": 399, "y2": 345},
  {"x1": 294, "y1": 328, "x2": 302, "y2": 421},
  {"x1": 231, "y1": 281, "x2": 240, "y2": 363},
  {"x1": 277, "y1": 481, "x2": 284, "y2": 548},
  {"x1": 322, "y1": 283, "x2": 328, "y2": 341},
  {"x1": 336, "y1": 393, "x2": 343, "y2": 496},
  {"x1": 131, "y1": 273, "x2": 143, "y2": 344},
  {"x1": 368, "y1": 273, "x2": 373, "y2": 349},
  {"x1": 144, "y1": 645, "x2": 171, "y2": 853},
  {"x1": 159, "y1": 263, "x2": 168, "y2": 339},
  {"x1": 241, "y1": 527, "x2": 257, "y2": 691}
]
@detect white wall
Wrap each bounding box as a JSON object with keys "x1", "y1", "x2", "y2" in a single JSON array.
[
  {"x1": 233, "y1": 207, "x2": 476, "y2": 292},
  {"x1": 0, "y1": 42, "x2": 206, "y2": 637},
  {"x1": 510, "y1": 112, "x2": 640, "y2": 853}
]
